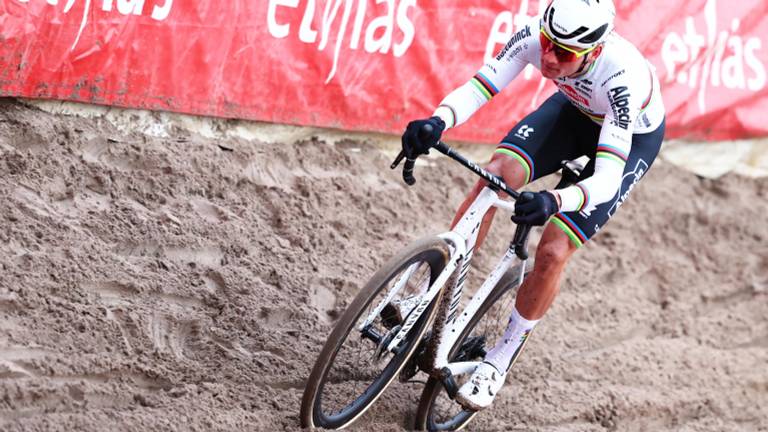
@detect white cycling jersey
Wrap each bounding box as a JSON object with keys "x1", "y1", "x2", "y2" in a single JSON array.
[{"x1": 433, "y1": 15, "x2": 665, "y2": 214}]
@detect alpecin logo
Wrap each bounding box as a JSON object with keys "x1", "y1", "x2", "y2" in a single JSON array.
[
  {"x1": 607, "y1": 159, "x2": 648, "y2": 218},
  {"x1": 608, "y1": 86, "x2": 631, "y2": 130},
  {"x1": 495, "y1": 25, "x2": 532, "y2": 61},
  {"x1": 16, "y1": 0, "x2": 174, "y2": 50}
]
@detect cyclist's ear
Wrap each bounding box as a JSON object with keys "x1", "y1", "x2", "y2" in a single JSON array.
[{"x1": 590, "y1": 44, "x2": 604, "y2": 60}]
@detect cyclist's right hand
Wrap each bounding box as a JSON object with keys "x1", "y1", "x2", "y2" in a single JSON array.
[{"x1": 401, "y1": 116, "x2": 446, "y2": 159}]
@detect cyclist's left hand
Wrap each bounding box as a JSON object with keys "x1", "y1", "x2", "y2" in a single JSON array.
[
  {"x1": 511, "y1": 191, "x2": 560, "y2": 226},
  {"x1": 401, "y1": 116, "x2": 446, "y2": 159}
]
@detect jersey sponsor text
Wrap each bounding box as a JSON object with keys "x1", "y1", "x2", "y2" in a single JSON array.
[
  {"x1": 608, "y1": 86, "x2": 631, "y2": 129},
  {"x1": 559, "y1": 84, "x2": 590, "y2": 107},
  {"x1": 496, "y1": 25, "x2": 532, "y2": 61},
  {"x1": 601, "y1": 69, "x2": 626, "y2": 87}
]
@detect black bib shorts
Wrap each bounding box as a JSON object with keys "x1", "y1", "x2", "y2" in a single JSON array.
[{"x1": 495, "y1": 92, "x2": 666, "y2": 247}]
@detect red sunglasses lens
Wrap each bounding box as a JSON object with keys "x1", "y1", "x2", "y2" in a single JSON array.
[
  {"x1": 540, "y1": 32, "x2": 578, "y2": 63},
  {"x1": 554, "y1": 46, "x2": 577, "y2": 62},
  {"x1": 539, "y1": 32, "x2": 553, "y2": 51}
]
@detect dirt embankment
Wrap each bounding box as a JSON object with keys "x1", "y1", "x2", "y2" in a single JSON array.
[{"x1": 0, "y1": 99, "x2": 766, "y2": 431}]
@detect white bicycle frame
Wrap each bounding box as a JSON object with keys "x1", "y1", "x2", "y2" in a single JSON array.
[{"x1": 359, "y1": 185, "x2": 528, "y2": 380}]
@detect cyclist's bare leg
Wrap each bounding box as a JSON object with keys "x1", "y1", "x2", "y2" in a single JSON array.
[
  {"x1": 515, "y1": 223, "x2": 578, "y2": 319},
  {"x1": 450, "y1": 154, "x2": 528, "y2": 249},
  {"x1": 458, "y1": 223, "x2": 577, "y2": 406},
  {"x1": 456, "y1": 220, "x2": 578, "y2": 410}
]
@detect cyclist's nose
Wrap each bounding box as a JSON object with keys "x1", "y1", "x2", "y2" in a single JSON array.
[{"x1": 542, "y1": 50, "x2": 559, "y2": 68}]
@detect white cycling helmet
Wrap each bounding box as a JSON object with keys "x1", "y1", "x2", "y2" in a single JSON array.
[{"x1": 541, "y1": 0, "x2": 616, "y2": 50}]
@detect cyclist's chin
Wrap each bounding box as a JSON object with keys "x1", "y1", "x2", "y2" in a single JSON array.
[{"x1": 541, "y1": 66, "x2": 561, "y2": 79}]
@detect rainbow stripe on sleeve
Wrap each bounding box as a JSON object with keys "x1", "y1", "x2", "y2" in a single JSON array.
[
  {"x1": 471, "y1": 72, "x2": 500, "y2": 101},
  {"x1": 596, "y1": 143, "x2": 628, "y2": 165},
  {"x1": 575, "y1": 184, "x2": 590, "y2": 211}
]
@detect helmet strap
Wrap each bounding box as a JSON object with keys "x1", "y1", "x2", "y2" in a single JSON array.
[
  {"x1": 567, "y1": 55, "x2": 590, "y2": 78},
  {"x1": 569, "y1": 44, "x2": 602, "y2": 78}
]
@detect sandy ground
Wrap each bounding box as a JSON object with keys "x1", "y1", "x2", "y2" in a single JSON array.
[{"x1": 0, "y1": 98, "x2": 766, "y2": 431}]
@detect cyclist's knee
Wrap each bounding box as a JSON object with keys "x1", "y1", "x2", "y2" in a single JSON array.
[
  {"x1": 467, "y1": 158, "x2": 505, "y2": 196},
  {"x1": 534, "y1": 226, "x2": 577, "y2": 268},
  {"x1": 484, "y1": 157, "x2": 505, "y2": 176},
  {"x1": 489, "y1": 153, "x2": 527, "y2": 189}
]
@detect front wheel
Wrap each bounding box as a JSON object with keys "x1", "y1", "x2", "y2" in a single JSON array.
[
  {"x1": 414, "y1": 262, "x2": 532, "y2": 431},
  {"x1": 300, "y1": 236, "x2": 451, "y2": 430}
]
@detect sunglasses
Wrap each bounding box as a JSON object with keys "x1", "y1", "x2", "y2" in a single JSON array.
[{"x1": 539, "y1": 27, "x2": 596, "y2": 63}]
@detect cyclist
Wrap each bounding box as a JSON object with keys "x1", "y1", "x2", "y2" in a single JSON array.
[{"x1": 401, "y1": 0, "x2": 665, "y2": 411}]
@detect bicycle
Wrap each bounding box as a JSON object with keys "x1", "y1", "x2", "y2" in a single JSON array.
[{"x1": 300, "y1": 125, "x2": 583, "y2": 431}]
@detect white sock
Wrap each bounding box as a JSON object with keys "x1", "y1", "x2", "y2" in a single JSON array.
[{"x1": 484, "y1": 307, "x2": 539, "y2": 373}]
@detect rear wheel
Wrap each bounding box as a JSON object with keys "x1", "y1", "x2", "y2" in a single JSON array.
[
  {"x1": 414, "y1": 262, "x2": 532, "y2": 431},
  {"x1": 300, "y1": 237, "x2": 451, "y2": 430}
]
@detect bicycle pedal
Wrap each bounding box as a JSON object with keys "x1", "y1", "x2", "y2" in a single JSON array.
[{"x1": 439, "y1": 367, "x2": 459, "y2": 399}]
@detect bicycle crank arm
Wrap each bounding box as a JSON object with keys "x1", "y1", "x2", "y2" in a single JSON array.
[{"x1": 439, "y1": 367, "x2": 460, "y2": 399}]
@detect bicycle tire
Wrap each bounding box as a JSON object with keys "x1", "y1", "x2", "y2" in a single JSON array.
[
  {"x1": 300, "y1": 236, "x2": 451, "y2": 430},
  {"x1": 414, "y1": 262, "x2": 532, "y2": 431}
]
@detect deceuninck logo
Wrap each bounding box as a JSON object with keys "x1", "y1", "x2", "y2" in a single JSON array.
[
  {"x1": 495, "y1": 25, "x2": 532, "y2": 61},
  {"x1": 15, "y1": 0, "x2": 174, "y2": 50},
  {"x1": 483, "y1": 2, "x2": 560, "y2": 109}
]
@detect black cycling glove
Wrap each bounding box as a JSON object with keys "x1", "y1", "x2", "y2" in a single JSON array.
[
  {"x1": 401, "y1": 116, "x2": 446, "y2": 159},
  {"x1": 511, "y1": 191, "x2": 560, "y2": 226}
]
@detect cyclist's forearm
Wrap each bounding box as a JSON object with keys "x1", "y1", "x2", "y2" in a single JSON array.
[
  {"x1": 555, "y1": 163, "x2": 622, "y2": 213},
  {"x1": 432, "y1": 81, "x2": 490, "y2": 129},
  {"x1": 556, "y1": 119, "x2": 635, "y2": 213}
]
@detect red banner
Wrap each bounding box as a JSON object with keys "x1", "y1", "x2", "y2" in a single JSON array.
[{"x1": 0, "y1": 0, "x2": 766, "y2": 143}]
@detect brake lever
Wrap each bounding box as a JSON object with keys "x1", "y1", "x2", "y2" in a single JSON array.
[
  {"x1": 390, "y1": 150, "x2": 406, "y2": 169},
  {"x1": 511, "y1": 224, "x2": 533, "y2": 260},
  {"x1": 392, "y1": 123, "x2": 436, "y2": 185}
]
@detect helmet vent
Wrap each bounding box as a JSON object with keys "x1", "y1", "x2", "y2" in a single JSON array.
[
  {"x1": 549, "y1": 23, "x2": 589, "y2": 40},
  {"x1": 545, "y1": 5, "x2": 554, "y2": 24},
  {"x1": 577, "y1": 23, "x2": 609, "y2": 44}
]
